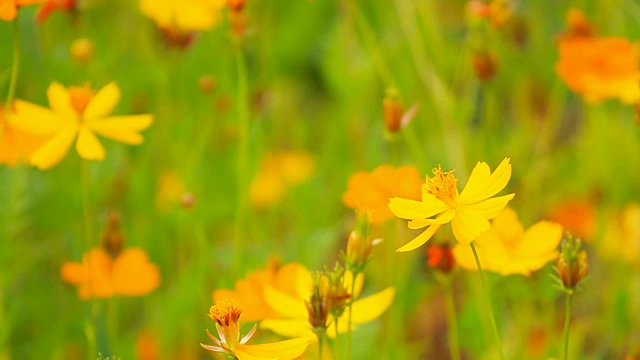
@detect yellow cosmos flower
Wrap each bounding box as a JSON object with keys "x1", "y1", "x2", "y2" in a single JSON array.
[
  {"x1": 453, "y1": 207, "x2": 563, "y2": 276},
  {"x1": 259, "y1": 265, "x2": 394, "y2": 339},
  {"x1": 201, "y1": 299, "x2": 311, "y2": 360},
  {"x1": 388, "y1": 158, "x2": 515, "y2": 252},
  {"x1": 8, "y1": 82, "x2": 153, "y2": 170},
  {"x1": 140, "y1": 0, "x2": 226, "y2": 33}
]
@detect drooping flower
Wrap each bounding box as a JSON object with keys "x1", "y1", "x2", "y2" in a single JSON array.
[
  {"x1": 260, "y1": 264, "x2": 394, "y2": 339},
  {"x1": 0, "y1": 105, "x2": 46, "y2": 167},
  {"x1": 343, "y1": 165, "x2": 423, "y2": 223},
  {"x1": 556, "y1": 9, "x2": 640, "y2": 104},
  {"x1": 0, "y1": 0, "x2": 45, "y2": 21},
  {"x1": 201, "y1": 299, "x2": 311, "y2": 360},
  {"x1": 8, "y1": 82, "x2": 153, "y2": 170},
  {"x1": 388, "y1": 158, "x2": 514, "y2": 252},
  {"x1": 61, "y1": 247, "x2": 160, "y2": 299},
  {"x1": 453, "y1": 207, "x2": 563, "y2": 276}
]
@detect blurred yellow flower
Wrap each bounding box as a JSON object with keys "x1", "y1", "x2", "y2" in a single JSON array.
[
  {"x1": 61, "y1": 247, "x2": 160, "y2": 299},
  {"x1": 8, "y1": 82, "x2": 153, "y2": 170},
  {"x1": 343, "y1": 165, "x2": 423, "y2": 223},
  {"x1": 389, "y1": 158, "x2": 515, "y2": 252},
  {"x1": 249, "y1": 151, "x2": 316, "y2": 209},
  {"x1": 0, "y1": 0, "x2": 45, "y2": 21},
  {"x1": 260, "y1": 265, "x2": 394, "y2": 339},
  {"x1": 155, "y1": 171, "x2": 186, "y2": 212},
  {"x1": 140, "y1": 0, "x2": 226, "y2": 33},
  {"x1": 556, "y1": 9, "x2": 640, "y2": 103},
  {"x1": 600, "y1": 203, "x2": 640, "y2": 266},
  {"x1": 453, "y1": 207, "x2": 563, "y2": 276},
  {"x1": 0, "y1": 106, "x2": 46, "y2": 167},
  {"x1": 201, "y1": 299, "x2": 311, "y2": 360}
]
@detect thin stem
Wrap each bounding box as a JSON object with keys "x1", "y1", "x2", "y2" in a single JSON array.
[
  {"x1": 2, "y1": 18, "x2": 20, "y2": 136},
  {"x1": 232, "y1": 42, "x2": 250, "y2": 276},
  {"x1": 345, "y1": 272, "x2": 358, "y2": 360},
  {"x1": 563, "y1": 291, "x2": 573, "y2": 360},
  {"x1": 80, "y1": 160, "x2": 96, "y2": 359},
  {"x1": 470, "y1": 242, "x2": 504, "y2": 360},
  {"x1": 316, "y1": 330, "x2": 324, "y2": 360},
  {"x1": 443, "y1": 277, "x2": 461, "y2": 360},
  {"x1": 333, "y1": 318, "x2": 340, "y2": 358}
]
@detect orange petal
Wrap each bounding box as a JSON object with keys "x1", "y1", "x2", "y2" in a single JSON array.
[{"x1": 112, "y1": 248, "x2": 160, "y2": 297}]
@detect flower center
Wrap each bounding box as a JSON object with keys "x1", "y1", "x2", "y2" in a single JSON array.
[
  {"x1": 68, "y1": 85, "x2": 94, "y2": 115},
  {"x1": 209, "y1": 300, "x2": 242, "y2": 350},
  {"x1": 425, "y1": 166, "x2": 458, "y2": 206}
]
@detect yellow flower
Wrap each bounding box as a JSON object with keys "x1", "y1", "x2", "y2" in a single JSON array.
[
  {"x1": 600, "y1": 203, "x2": 640, "y2": 266},
  {"x1": 140, "y1": 0, "x2": 226, "y2": 33},
  {"x1": 8, "y1": 82, "x2": 153, "y2": 170},
  {"x1": 453, "y1": 207, "x2": 563, "y2": 276},
  {"x1": 0, "y1": 105, "x2": 46, "y2": 167},
  {"x1": 388, "y1": 158, "x2": 515, "y2": 252},
  {"x1": 260, "y1": 265, "x2": 394, "y2": 339},
  {"x1": 201, "y1": 299, "x2": 311, "y2": 360}
]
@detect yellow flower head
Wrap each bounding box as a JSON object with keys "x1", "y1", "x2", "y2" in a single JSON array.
[
  {"x1": 389, "y1": 158, "x2": 515, "y2": 252},
  {"x1": 453, "y1": 207, "x2": 563, "y2": 276},
  {"x1": 201, "y1": 299, "x2": 311, "y2": 360},
  {"x1": 8, "y1": 82, "x2": 153, "y2": 170},
  {"x1": 140, "y1": 0, "x2": 226, "y2": 33}
]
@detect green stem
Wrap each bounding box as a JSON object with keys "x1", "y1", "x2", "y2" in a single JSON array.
[
  {"x1": 317, "y1": 331, "x2": 324, "y2": 360},
  {"x1": 443, "y1": 277, "x2": 461, "y2": 360},
  {"x1": 107, "y1": 297, "x2": 119, "y2": 355},
  {"x1": 563, "y1": 291, "x2": 573, "y2": 360},
  {"x1": 80, "y1": 160, "x2": 96, "y2": 359},
  {"x1": 232, "y1": 42, "x2": 250, "y2": 276},
  {"x1": 469, "y1": 242, "x2": 504, "y2": 360},
  {"x1": 2, "y1": 18, "x2": 20, "y2": 136}
]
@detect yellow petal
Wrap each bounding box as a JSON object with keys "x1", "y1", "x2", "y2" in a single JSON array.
[
  {"x1": 459, "y1": 158, "x2": 511, "y2": 205},
  {"x1": 343, "y1": 271, "x2": 364, "y2": 299},
  {"x1": 451, "y1": 208, "x2": 490, "y2": 244},
  {"x1": 408, "y1": 209, "x2": 455, "y2": 229},
  {"x1": 452, "y1": 243, "x2": 478, "y2": 271},
  {"x1": 461, "y1": 194, "x2": 515, "y2": 219},
  {"x1": 496, "y1": 252, "x2": 558, "y2": 276},
  {"x1": 87, "y1": 115, "x2": 153, "y2": 144},
  {"x1": 30, "y1": 125, "x2": 77, "y2": 170},
  {"x1": 263, "y1": 286, "x2": 307, "y2": 319},
  {"x1": 388, "y1": 197, "x2": 447, "y2": 220},
  {"x1": 259, "y1": 319, "x2": 314, "y2": 339},
  {"x1": 396, "y1": 224, "x2": 442, "y2": 252},
  {"x1": 515, "y1": 221, "x2": 563, "y2": 257},
  {"x1": 350, "y1": 287, "x2": 395, "y2": 324},
  {"x1": 84, "y1": 82, "x2": 120, "y2": 119},
  {"x1": 76, "y1": 126, "x2": 105, "y2": 161},
  {"x1": 8, "y1": 100, "x2": 69, "y2": 136},
  {"x1": 236, "y1": 337, "x2": 311, "y2": 360},
  {"x1": 47, "y1": 82, "x2": 75, "y2": 116}
]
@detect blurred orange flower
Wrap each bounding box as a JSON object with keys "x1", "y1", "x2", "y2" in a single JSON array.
[
  {"x1": 343, "y1": 165, "x2": 423, "y2": 223},
  {"x1": 8, "y1": 82, "x2": 153, "y2": 170},
  {"x1": 556, "y1": 9, "x2": 640, "y2": 103},
  {"x1": 0, "y1": 106, "x2": 46, "y2": 167},
  {"x1": 35, "y1": 0, "x2": 74, "y2": 22},
  {"x1": 547, "y1": 198, "x2": 596, "y2": 241},
  {"x1": 61, "y1": 247, "x2": 160, "y2": 299},
  {"x1": 0, "y1": 0, "x2": 45, "y2": 21}
]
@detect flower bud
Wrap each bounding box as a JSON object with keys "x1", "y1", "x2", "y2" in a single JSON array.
[
  {"x1": 556, "y1": 235, "x2": 588, "y2": 290},
  {"x1": 382, "y1": 88, "x2": 404, "y2": 133},
  {"x1": 306, "y1": 272, "x2": 330, "y2": 331},
  {"x1": 101, "y1": 212, "x2": 124, "y2": 257},
  {"x1": 471, "y1": 51, "x2": 497, "y2": 82},
  {"x1": 426, "y1": 244, "x2": 455, "y2": 274},
  {"x1": 70, "y1": 38, "x2": 94, "y2": 63}
]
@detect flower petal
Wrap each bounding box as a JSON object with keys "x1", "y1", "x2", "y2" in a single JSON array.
[
  {"x1": 112, "y1": 248, "x2": 160, "y2": 296},
  {"x1": 388, "y1": 197, "x2": 447, "y2": 220},
  {"x1": 408, "y1": 209, "x2": 455, "y2": 229},
  {"x1": 84, "y1": 82, "x2": 120, "y2": 119},
  {"x1": 30, "y1": 125, "x2": 77, "y2": 170},
  {"x1": 451, "y1": 208, "x2": 490, "y2": 244},
  {"x1": 76, "y1": 126, "x2": 105, "y2": 161},
  {"x1": 9, "y1": 100, "x2": 70, "y2": 136},
  {"x1": 263, "y1": 286, "x2": 307, "y2": 319},
  {"x1": 350, "y1": 287, "x2": 395, "y2": 324},
  {"x1": 461, "y1": 194, "x2": 515, "y2": 219},
  {"x1": 47, "y1": 82, "x2": 75, "y2": 116},
  {"x1": 87, "y1": 115, "x2": 153, "y2": 144},
  {"x1": 459, "y1": 158, "x2": 511, "y2": 205},
  {"x1": 515, "y1": 221, "x2": 563, "y2": 257},
  {"x1": 236, "y1": 338, "x2": 311, "y2": 360},
  {"x1": 396, "y1": 224, "x2": 442, "y2": 252},
  {"x1": 259, "y1": 319, "x2": 314, "y2": 339}
]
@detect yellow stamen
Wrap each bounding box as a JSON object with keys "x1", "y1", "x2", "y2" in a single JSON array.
[
  {"x1": 209, "y1": 299, "x2": 242, "y2": 327},
  {"x1": 425, "y1": 166, "x2": 458, "y2": 206},
  {"x1": 68, "y1": 85, "x2": 94, "y2": 115}
]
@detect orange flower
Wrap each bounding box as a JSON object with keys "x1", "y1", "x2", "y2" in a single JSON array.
[
  {"x1": 0, "y1": 0, "x2": 45, "y2": 21},
  {"x1": 547, "y1": 198, "x2": 596, "y2": 241},
  {"x1": 61, "y1": 247, "x2": 160, "y2": 299},
  {"x1": 343, "y1": 165, "x2": 423, "y2": 223},
  {"x1": 556, "y1": 9, "x2": 640, "y2": 103},
  {"x1": 35, "y1": 0, "x2": 74, "y2": 22},
  {"x1": 0, "y1": 106, "x2": 46, "y2": 167}
]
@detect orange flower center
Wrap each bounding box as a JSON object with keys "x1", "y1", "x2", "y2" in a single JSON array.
[
  {"x1": 209, "y1": 299, "x2": 242, "y2": 350},
  {"x1": 425, "y1": 166, "x2": 458, "y2": 206},
  {"x1": 69, "y1": 85, "x2": 94, "y2": 115}
]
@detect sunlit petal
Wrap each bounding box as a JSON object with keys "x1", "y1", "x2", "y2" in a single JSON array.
[
  {"x1": 47, "y1": 82, "x2": 75, "y2": 116},
  {"x1": 259, "y1": 319, "x2": 314, "y2": 339},
  {"x1": 9, "y1": 100, "x2": 69, "y2": 136},
  {"x1": 84, "y1": 82, "x2": 120, "y2": 119},
  {"x1": 459, "y1": 158, "x2": 511, "y2": 204},
  {"x1": 396, "y1": 224, "x2": 442, "y2": 252},
  {"x1": 263, "y1": 286, "x2": 307, "y2": 319},
  {"x1": 451, "y1": 208, "x2": 490, "y2": 245},
  {"x1": 236, "y1": 338, "x2": 311, "y2": 359},
  {"x1": 350, "y1": 287, "x2": 395, "y2": 324},
  {"x1": 461, "y1": 194, "x2": 515, "y2": 219},
  {"x1": 76, "y1": 126, "x2": 105, "y2": 161},
  {"x1": 388, "y1": 197, "x2": 447, "y2": 220},
  {"x1": 30, "y1": 125, "x2": 77, "y2": 170},
  {"x1": 87, "y1": 115, "x2": 153, "y2": 144},
  {"x1": 408, "y1": 210, "x2": 455, "y2": 229}
]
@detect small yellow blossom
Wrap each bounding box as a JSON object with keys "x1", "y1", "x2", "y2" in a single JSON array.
[
  {"x1": 8, "y1": 82, "x2": 153, "y2": 170},
  {"x1": 600, "y1": 203, "x2": 640, "y2": 266},
  {"x1": 453, "y1": 207, "x2": 563, "y2": 275},
  {"x1": 140, "y1": 0, "x2": 226, "y2": 33},
  {"x1": 389, "y1": 158, "x2": 515, "y2": 251},
  {"x1": 201, "y1": 299, "x2": 311, "y2": 360}
]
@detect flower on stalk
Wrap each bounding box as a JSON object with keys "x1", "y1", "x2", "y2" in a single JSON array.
[
  {"x1": 453, "y1": 207, "x2": 563, "y2": 276},
  {"x1": 554, "y1": 234, "x2": 588, "y2": 291},
  {"x1": 345, "y1": 213, "x2": 381, "y2": 273},
  {"x1": 343, "y1": 164, "x2": 423, "y2": 223},
  {"x1": 0, "y1": 0, "x2": 45, "y2": 21},
  {"x1": 388, "y1": 158, "x2": 514, "y2": 252},
  {"x1": 382, "y1": 88, "x2": 418, "y2": 134},
  {"x1": 8, "y1": 82, "x2": 153, "y2": 170},
  {"x1": 201, "y1": 299, "x2": 311, "y2": 360}
]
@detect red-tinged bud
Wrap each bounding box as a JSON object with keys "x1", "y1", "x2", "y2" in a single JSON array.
[
  {"x1": 101, "y1": 211, "x2": 124, "y2": 257},
  {"x1": 229, "y1": 10, "x2": 247, "y2": 39},
  {"x1": 564, "y1": 8, "x2": 595, "y2": 39},
  {"x1": 426, "y1": 244, "x2": 455, "y2": 274},
  {"x1": 159, "y1": 27, "x2": 197, "y2": 49},
  {"x1": 471, "y1": 52, "x2": 497, "y2": 82},
  {"x1": 383, "y1": 88, "x2": 404, "y2": 133},
  {"x1": 556, "y1": 235, "x2": 588, "y2": 290},
  {"x1": 306, "y1": 272, "x2": 330, "y2": 331},
  {"x1": 228, "y1": 0, "x2": 245, "y2": 12}
]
